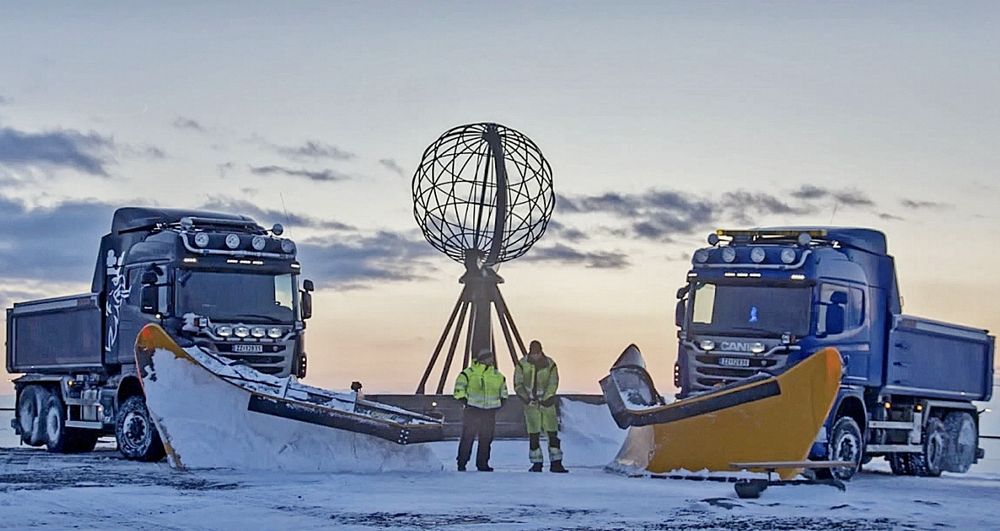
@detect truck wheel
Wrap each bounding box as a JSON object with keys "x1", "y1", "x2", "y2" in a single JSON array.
[
  {"x1": 822, "y1": 416, "x2": 863, "y2": 480},
  {"x1": 943, "y1": 412, "x2": 977, "y2": 473},
  {"x1": 17, "y1": 385, "x2": 51, "y2": 447},
  {"x1": 115, "y1": 395, "x2": 165, "y2": 461},
  {"x1": 911, "y1": 417, "x2": 946, "y2": 477},
  {"x1": 42, "y1": 395, "x2": 99, "y2": 453},
  {"x1": 888, "y1": 453, "x2": 915, "y2": 475}
]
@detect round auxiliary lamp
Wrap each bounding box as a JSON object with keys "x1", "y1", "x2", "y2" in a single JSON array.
[{"x1": 412, "y1": 122, "x2": 554, "y2": 394}]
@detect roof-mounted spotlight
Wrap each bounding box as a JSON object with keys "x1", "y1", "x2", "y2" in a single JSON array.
[
  {"x1": 797, "y1": 232, "x2": 812, "y2": 246},
  {"x1": 707, "y1": 233, "x2": 720, "y2": 246},
  {"x1": 225, "y1": 234, "x2": 241, "y2": 249},
  {"x1": 194, "y1": 232, "x2": 210, "y2": 248},
  {"x1": 271, "y1": 223, "x2": 285, "y2": 236},
  {"x1": 722, "y1": 247, "x2": 737, "y2": 263},
  {"x1": 750, "y1": 247, "x2": 766, "y2": 263}
]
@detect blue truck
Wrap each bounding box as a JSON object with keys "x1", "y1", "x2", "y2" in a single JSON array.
[
  {"x1": 7, "y1": 208, "x2": 314, "y2": 459},
  {"x1": 673, "y1": 227, "x2": 994, "y2": 479}
]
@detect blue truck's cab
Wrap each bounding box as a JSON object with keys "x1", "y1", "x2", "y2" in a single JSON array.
[{"x1": 675, "y1": 228, "x2": 995, "y2": 479}]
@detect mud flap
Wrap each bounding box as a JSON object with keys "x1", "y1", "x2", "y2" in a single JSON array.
[{"x1": 602, "y1": 345, "x2": 842, "y2": 479}]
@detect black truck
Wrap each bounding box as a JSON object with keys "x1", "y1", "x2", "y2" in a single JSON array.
[{"x1": 7, "y1": 207, "x2": 314, "y2": 459}]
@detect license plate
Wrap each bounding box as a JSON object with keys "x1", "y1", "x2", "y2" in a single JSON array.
[
  {"x1": 718, "y1": 357, "x2": 750, "y2": 367},
  {"x1": 233, "y1": 344, "x2": 264, "y2": 353}
]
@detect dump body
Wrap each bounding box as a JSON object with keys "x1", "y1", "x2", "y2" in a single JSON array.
[
  {"x1": 672, "y1": 227, "x2": 994, "y2": 477},
  {"x1": 7, "y1": 294, "x2": 103, "y2": 373}
]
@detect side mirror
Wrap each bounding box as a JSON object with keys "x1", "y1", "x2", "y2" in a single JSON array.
[
  {"x1": 140, "y1": 285, "x2": 158, "y2": 314},
  {"x1": 675, "y1": 285, "x2": 689, "y2": 300},
  {"x1": 303, "y1": 279, "x2": 315, "y2": 292},
  {"x1": 825, "y1": 302, "x2": 846, "y2": 336},
  {"x1": 674, "y1": 299, "x2": 686, "y2": 328},
  {"x1": 141, "y1": 271, "x2": 158, "y2": 285}
]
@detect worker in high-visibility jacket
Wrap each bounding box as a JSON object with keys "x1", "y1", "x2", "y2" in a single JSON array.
[
  {"x1": 514, "y1": 340, "x2": 568, "y2": 473},
  {"x1": 453, "y1": 348, "x2": 509, "y2": 472}
]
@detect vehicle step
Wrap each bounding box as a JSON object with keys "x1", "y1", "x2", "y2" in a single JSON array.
[
  {"x1": 866, "y1": 444, "x2": 921, "y2": 453},
  {"x1": 868, "y1": 420, "x2": 916, "y2": 430}
]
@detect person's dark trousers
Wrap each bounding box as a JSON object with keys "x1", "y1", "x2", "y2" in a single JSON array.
[
  {"x1": 457, "y1": 406, "x2": 497, "y2": 469},
  {"x1": 529, "y1": 432, "x2": 561, "y2": 456}
]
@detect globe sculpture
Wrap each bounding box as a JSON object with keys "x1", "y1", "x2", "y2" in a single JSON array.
[{"x1": 413, "y1": 122, "x2": 554, "y2": 394}]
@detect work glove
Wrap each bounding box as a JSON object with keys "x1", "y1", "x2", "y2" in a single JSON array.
[{"x1": 540, "y1": 397, "x2": 557, "y2": 407}]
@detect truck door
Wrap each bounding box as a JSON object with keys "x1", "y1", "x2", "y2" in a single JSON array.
[
  {"x1": 817, "y1": 284, "x2": 872, "y2": 385},
  {"x1": 114, "y1": 266, "x2": 164, "y2": 365}
]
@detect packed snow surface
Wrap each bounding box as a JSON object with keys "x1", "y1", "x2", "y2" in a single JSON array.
[
  {"x1": 142, "y1": 348, "x2": 441, "y2": 473},
  {"x1": 4, "y1": 402, "x2": 1000, "y2": 528}
]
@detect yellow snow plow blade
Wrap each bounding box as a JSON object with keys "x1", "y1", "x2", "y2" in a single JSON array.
[{"x1": 602, "y1": 346, "x2": 841, "y2": 480}]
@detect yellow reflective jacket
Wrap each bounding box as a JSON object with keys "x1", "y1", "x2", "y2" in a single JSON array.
[
  {"x1": 514, "y1": 355, "x2": 559, "y2": 403},
  {"x1": 453, "y1": 361, "x2": 509, "y2": 410}
]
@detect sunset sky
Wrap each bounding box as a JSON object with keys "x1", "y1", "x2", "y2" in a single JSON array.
[{"x1": 1, "y1": 2, "x2": 998, "y2": 394}]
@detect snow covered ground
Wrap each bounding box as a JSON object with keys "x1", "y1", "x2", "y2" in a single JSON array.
[{"x1": 2, "y1": 402, "x2": 1000, "y2": 529}]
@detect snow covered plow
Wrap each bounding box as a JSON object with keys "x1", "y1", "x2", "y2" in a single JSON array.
[
  {"x1": 134, "y1": 324, "x2": 444, "y2": 472},
  {"x1": 601, "y1": 345, "x2": 841, "y2": 479}
]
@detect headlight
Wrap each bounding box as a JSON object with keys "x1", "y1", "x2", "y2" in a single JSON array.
[
  {"x1": 699, "y1": 339, "x2": 716, "y2": 351},
  {"x1": 722, "y1": 247, "x2": 737, "y2": 263},
  {"x1": 216, "y1": 325, "x2": 233, "y2": 337},
  {"x1": 234, "y1": 326, "x2": 250, "y2": 338},
  {"x1": 225, "y1": 234, "x2": 241, "y2": 249},
  {"x1": 194, "y1": 233, "x2": 210, "y2": 248},
  {"x1": 251, "y1": 327, "x2": 266, "y2": 338},
  {"x1": 267, "y1": 327, "x2": 283, "y2": 339},
  {"x1": 281, "y1": 239, "x2": 296, "y2": 254},
  {"x1": 750, "y1": 247, "x2": 766, "y2": 263},
  {"x1": 252, "y1": 236, "x2": 266, "y2": 251},
  {"x1": 693, "y1": 249, "x2": 710, "y2": 264},
  {"x1": 780, "y1": 248, "x2": 797, "y2": 264}
]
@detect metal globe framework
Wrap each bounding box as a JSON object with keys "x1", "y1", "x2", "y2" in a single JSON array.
[
  {"x1": 412, "y1": 123, "x2": 554, "y2": 266},
  {"x1": 413, "y1": 122, "x2": 554, "y2": 394}
]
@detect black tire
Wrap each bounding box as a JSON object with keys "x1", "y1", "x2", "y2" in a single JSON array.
[
  {"x1": 889, "y1": 453, "x2": 916, "y2": 475},
  {"x1": 17, "y1": 385, "x2": 50, "y2": 447},
  {"x1": 42, "y1": 394, "x2": 99, "y2": 453},
  {"x1": 115, "y1": 395, "x2": 165, "y2": 462},
  {"x1": 943, "y1": 412, "x2": 977, "y2": 473},
  {"x1": 821, "y1": 416, "x2": 864, "y2": 481},
  {"x1": 911, "y1": 417, "x2": 946, "y2": 477}
]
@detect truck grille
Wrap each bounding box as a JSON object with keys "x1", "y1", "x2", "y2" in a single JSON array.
[{"x1": 686, "y1": 351, "x2": 787, "y2": 393}]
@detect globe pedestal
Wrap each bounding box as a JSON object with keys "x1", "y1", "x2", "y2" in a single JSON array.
[{"x1": 415, "y1": 253, "x2": 527, "y2": 395}]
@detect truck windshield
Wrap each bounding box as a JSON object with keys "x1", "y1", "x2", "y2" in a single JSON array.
[
  {"x1": 176, "y1": 271, "x2": 297, "y2": 323},
  {"x1": 688, "y1": 282, "x2": 811, "y2": 337}
]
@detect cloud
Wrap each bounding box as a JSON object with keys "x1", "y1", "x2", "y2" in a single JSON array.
[
  {"x1": 172, "y1": 117, "x2": 206, "y2": 132},
  {"x1": 199, "y1": 196, "x2": 356, "y2": 232},
  {"x1": 0, "y1": 95, "x2": 10, "y2": 105},
  {"x1": 273, "y1": 141, "x2": 354, "y2": 161},
  {"x1": 249, "y1": 164, "x2": 350, "y2": 182},
  {"x1": 545, "y1": 220, "x2": 588, "y2": 243},
  {"x1": 788, "y1": 185, "x2": 875, "y2": 207},
  {"x1": 298, "y1": 231, "x2": 440, "y2": 289},
  {"x1": 559, "y1": 188, "x2": 804, "y2": 241},
  {"x1": 522, "y1": 243, "x2": 629, "y2": 269},
  {"x1": 878, "y1": 212, "x2": 904, "y2": 221},
  {"x1": 120, "y1": 144, "x2": 166, "y2": 160},
  {"x1": 900, "y1": 198, "x2": 951, "y2": 210},
  {"x1": 0, "y1": 196, "x2": 118, "y2": 282},
  {"x1": 0, "y1": 126, "x2": 116, "y2": 176},
  {"x1": 379, "y1": 158, "x2": 405, "y2": 176}
]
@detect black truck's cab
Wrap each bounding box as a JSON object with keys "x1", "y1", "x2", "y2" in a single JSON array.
[{"x1": 8, "y1": 207, "x2": 314, "y2": 459}]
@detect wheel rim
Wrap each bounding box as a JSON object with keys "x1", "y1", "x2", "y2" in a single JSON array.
[
  {"x1": 46, "y1": 407, "x2": 61, "y2": 443},
  {"x1": 833, "y1": 432, "x2": 860, "y2": 478},
  {"x1": 123, "y1": 411, "x2": 150, "y2": 450},
  {"x1": 927, "y1": 432, "x2": 944, "y2": 471}
]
